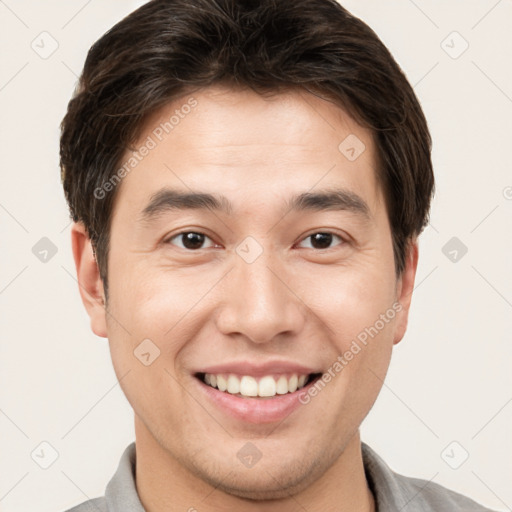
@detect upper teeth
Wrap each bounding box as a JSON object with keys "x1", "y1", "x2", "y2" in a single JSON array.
[{"x1": 203, "y1": 373, "x2": 309, "y2": 397}]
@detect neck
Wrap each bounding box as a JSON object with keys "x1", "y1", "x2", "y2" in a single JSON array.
[{"x1": 135, "y1": 417, "x2": 375, "y2": 512}]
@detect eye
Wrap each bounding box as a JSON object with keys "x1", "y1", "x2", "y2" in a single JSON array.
[
  {"x1": 296, "y1": 232, "x2": 345, "y2": 250},
  {"x1": 165, "y1": 231, "x2": 216, "y2": 250}
]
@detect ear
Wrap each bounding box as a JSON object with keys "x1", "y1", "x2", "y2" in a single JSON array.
[
  {"x1": 393, "y1": 239, "x2": 419, "y2": 346},
  {"x1": 71, "y1": 222, "x2": 108, "y2": 338}
]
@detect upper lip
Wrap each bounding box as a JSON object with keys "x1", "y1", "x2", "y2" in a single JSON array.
[{"x1": 194, "y1": 360, "x2": 322, "y2": 377}]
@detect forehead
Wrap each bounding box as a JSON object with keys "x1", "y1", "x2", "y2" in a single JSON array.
[
  {"x1": 140, "y1": 85, "x2": 373, "y2": 157},
  {"x1": 113, "y1": 85, "x2": 383, "y2": 218}
]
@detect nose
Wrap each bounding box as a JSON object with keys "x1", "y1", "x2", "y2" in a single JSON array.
[{"x1": 215, "y1": 248, "x2": 306, "y2": 344}]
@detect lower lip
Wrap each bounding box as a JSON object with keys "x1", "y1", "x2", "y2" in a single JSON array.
[{"x1": 193, "y1": 375, "x2": 321, "y2": 424}]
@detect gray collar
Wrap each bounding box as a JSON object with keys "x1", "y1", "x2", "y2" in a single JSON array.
[{"x1": 101, "y1": 441, "x2": 495, "y2": 512}]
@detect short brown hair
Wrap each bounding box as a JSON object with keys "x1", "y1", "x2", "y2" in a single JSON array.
[{"x1": 60, "y1": 0, "x2": 434, "y2": 297}]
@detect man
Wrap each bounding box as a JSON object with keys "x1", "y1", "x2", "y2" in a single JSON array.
[{"x1": 59, "y1": 0, "x2": 496, "y2": 510}]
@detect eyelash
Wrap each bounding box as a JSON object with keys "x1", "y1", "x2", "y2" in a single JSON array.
[{"x1": 164, "y1": 231, "x2": 347, "y2": 251}]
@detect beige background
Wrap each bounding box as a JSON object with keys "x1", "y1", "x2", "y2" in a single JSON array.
[{"x1": 1, "y1": 1, "x2": 511, "y2": 511}]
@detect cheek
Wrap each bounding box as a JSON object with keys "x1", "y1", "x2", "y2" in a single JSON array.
[
  {"x1": 303, "y1": 259, "x2": 399, "y2": 392},
  {"x1": 105, "y1": 262, "x2": 211, "y2": 376},
  {"x1": 104, "y1": 278, "x2": 189, "y2": 422},
  {"x1": 305, "y1": 261, "x2": 398, "y2": 337},
  {"x1": 107, "y1": 253, "x2": 193, "y2": 327}
]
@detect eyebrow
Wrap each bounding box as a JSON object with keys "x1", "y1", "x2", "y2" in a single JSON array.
[{"x1": 139, "y1": 187, "x2": 371, "y2": 222}]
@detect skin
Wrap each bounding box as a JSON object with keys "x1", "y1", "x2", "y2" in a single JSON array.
[{"x1": 72, "y1": 85, "x2": 419, "y2": 512}]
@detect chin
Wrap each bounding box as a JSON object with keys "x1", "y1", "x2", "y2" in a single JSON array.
[
  {"x1": 193, "y1": 448, "x2": 328, "y2": 502},
  {"x1": 208, "y1": 471, "x2": 312, "y2": 502}
]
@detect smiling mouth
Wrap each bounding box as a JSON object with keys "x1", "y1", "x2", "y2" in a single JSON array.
[{"x1": 194, "y1": 372, "x2": 323, "y2": 399}]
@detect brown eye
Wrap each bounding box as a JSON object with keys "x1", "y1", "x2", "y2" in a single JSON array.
[
  {"x1": 167, "y1": 232, "x2": 214, "y2": 250},
  {"x1": 297, "y1": 232, "x2": 344, "y2": 250}
]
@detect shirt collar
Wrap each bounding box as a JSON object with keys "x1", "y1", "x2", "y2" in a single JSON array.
[
  {"x1": 362, "y1": 441, "x2": 412, "y2": 511},
  {"x1": 104, "y1": 441, "x2": 407, "y2": 512},
  {"x1": 105, "y1": 442, "x2": 145, "y2": 512}
]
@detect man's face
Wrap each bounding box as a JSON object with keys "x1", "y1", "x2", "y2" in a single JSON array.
[{"x1": 79, "y1": 86, "x2": 417, "y2": 499}]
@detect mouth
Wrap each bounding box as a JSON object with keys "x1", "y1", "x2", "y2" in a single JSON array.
[{"x1": 194, "y1": 372, "x2": 323, "y2": 399}]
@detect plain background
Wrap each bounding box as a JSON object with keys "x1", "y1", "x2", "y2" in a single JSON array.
[{"x1": 1, "y1": 1, "x2": 511, "y2": 511}]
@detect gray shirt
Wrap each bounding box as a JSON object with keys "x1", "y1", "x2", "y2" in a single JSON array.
[{"x1": 63, "y1": 442, "x2": 498, "y2": 511}]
